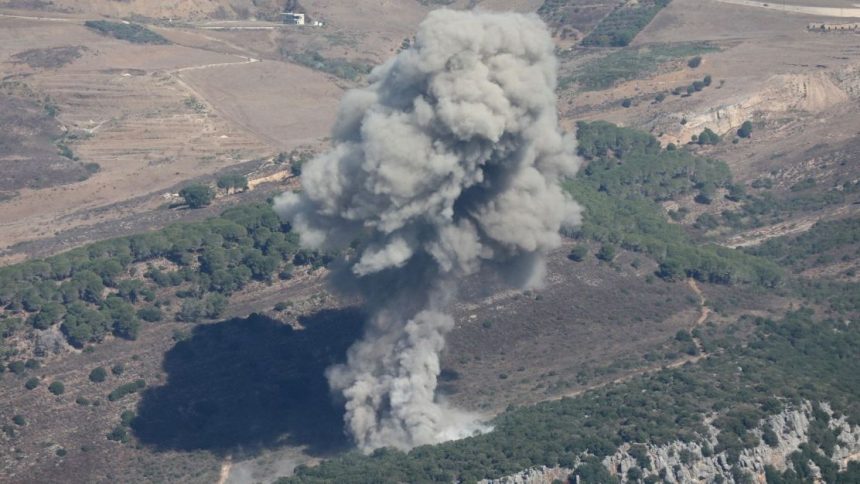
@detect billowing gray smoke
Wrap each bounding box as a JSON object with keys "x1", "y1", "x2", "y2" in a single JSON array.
[{"x1": 274, "y1": 9, "x2": 582, "y2": 452}]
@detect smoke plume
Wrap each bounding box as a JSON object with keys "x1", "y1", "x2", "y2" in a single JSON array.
[{"x1": 274, "y1": 9, "x2": 582, "y2": 452}]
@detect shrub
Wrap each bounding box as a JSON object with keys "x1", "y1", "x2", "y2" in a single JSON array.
[
  {"x1": 568, "y1": 245, "x2": 589, "y2": 262},
  {"x1": 737, "y1": 121, "x2": 753, "y2": 138},
  {"x1": 111, "y1": 363, "x2": 125, "y2": 376},
  {"x1": 89, "y1": 367, "x2": 107, "y2": 383},
  {"x1": 107, "y1": 379, "x2": 145, "y2": 401},
  {"x1": 137, "y1": 306, "x2": 163, "y2": 322},
  {"x1": 48, "y1": 381, "x2": 65, "y2": 395},
  {"x1": 688, "y1": 56, "x2": 702, "y2": 68},
  {"x1": 7, "y1": 360, "x2": 26, "y2": 374},
  {"x1": 120, "y1": 410, "x2": 136, "y2": 427},
  {"x1": 25, "y1": 377, "x2": 39, "y2": 390},
  {"x1": 597, "y1": 244, "x2": 617, "y2": 262},
  {"x1": 621, "y1": 98, "x2": 632, "y2": 108},
  {"x1": 13, "y1": 415, "x2": 26, "y2": 426},
  {"x1": 107, "y1": 425, "x2": 129, "y2": 443}
]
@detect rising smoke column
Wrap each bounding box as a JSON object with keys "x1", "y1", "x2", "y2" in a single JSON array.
[{"x1": 274, "y1": 9, "x2": 582, "y2": 452}]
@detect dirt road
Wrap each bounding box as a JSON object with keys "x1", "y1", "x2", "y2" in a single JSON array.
[{"x1": 713, "y1": 0, "x2": 860, "y2": 18}]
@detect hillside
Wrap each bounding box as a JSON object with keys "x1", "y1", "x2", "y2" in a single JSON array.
[{"x1": 1, "y1": 0, "x2": 859, "y2": 483}]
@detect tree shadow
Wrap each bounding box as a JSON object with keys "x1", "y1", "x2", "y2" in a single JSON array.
[{"x1": 132, "y1": 309, "x2": 364, "y2": 457}]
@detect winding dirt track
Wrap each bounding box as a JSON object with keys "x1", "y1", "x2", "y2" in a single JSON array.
[{"x1": 550, "y1": 279, "x2": 712, "y2": 402}]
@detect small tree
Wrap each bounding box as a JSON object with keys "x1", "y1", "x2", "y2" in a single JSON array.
[
  {"x1": 179, "y1": 184, "x2": 214, "y2": 209},
  {"x1": 621, "y1": 98, "x2": 632, "y2": 108},
  {"x1": 48, "y1": 381, "x2": 65, "y2": 395},
  {"x1": 111, "y1": 363, "x2": 124, "y2": 376},
  {"x1": 89, "y1": 367, "x2": 108, "y2": 383},
  {"x1": 737, "y1": 120, "x2": 753, "y2": 138},
  {"x1": 698, "y1": 128, "x2": 720, "y2": 145},
  {"x1": 25, "y1": 377, "x2": 40, "y2": 390},
  {"x1": 688, "y1": 56, "x2": 702, "y2": 68}
]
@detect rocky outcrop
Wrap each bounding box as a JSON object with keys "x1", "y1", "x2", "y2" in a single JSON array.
[
  {"x1": 480, "y1": 465, "x2": 574, "y2": 484},
  {"x1": 484, "y1": 402, "x2": 860, "y2": 484}
]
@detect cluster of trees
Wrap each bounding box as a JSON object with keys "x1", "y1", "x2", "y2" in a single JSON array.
[
  {"x1": 571, "y1": 121, "x2": 780, "y2": 287},
  {"x1": 216, "y1": 174, "x2": 249, "y2": 192},
  {"x1": 0, "y1": 203, "x2": 317, "y2": 350},
  {"x1": 83, "y1": 20, "x2": 169, "y2": 45},
  {"x1": 282, "y1": 309, "x2": 860, "y2": 482},
  {"x1": 695, "y1": 127, "x2": 720, "y2": 145},
  {"x1": 581, "y1": 0, "x2": 671, "y2": 47}
]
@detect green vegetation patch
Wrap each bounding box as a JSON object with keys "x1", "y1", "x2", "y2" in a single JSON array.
[
  {"x1": 84, "y1": 20, "x2": 170, "y2": 45},
  {"x1": 286, "y1": 51, "x2": 371, "y2": 81},
  {"x1": 282, "y1": 309, "x2": 859, "y2": 482},
  {"x1": 581, "y1": 0, "x2": 671, "y2": 47},
  {"x1": 565, "y1": 42, "x2": 718, "y2": 91},
  {"x1": 571, "y1": 121, "x2": 781, "y2": 287},
  {"x1": 0, "y1": 203, "x2": 328, "y2": 352}
]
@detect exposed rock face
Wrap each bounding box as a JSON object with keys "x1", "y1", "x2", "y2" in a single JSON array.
[
  {"x1": 480, "y1": 465, "x2": 574, "y2": 484},
  {"x1": 654, "y1": 71, "x2": 853, "y2": 145},
  {"x1": 483, "y1": 402, "x2": 860, "y2": 484}
]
